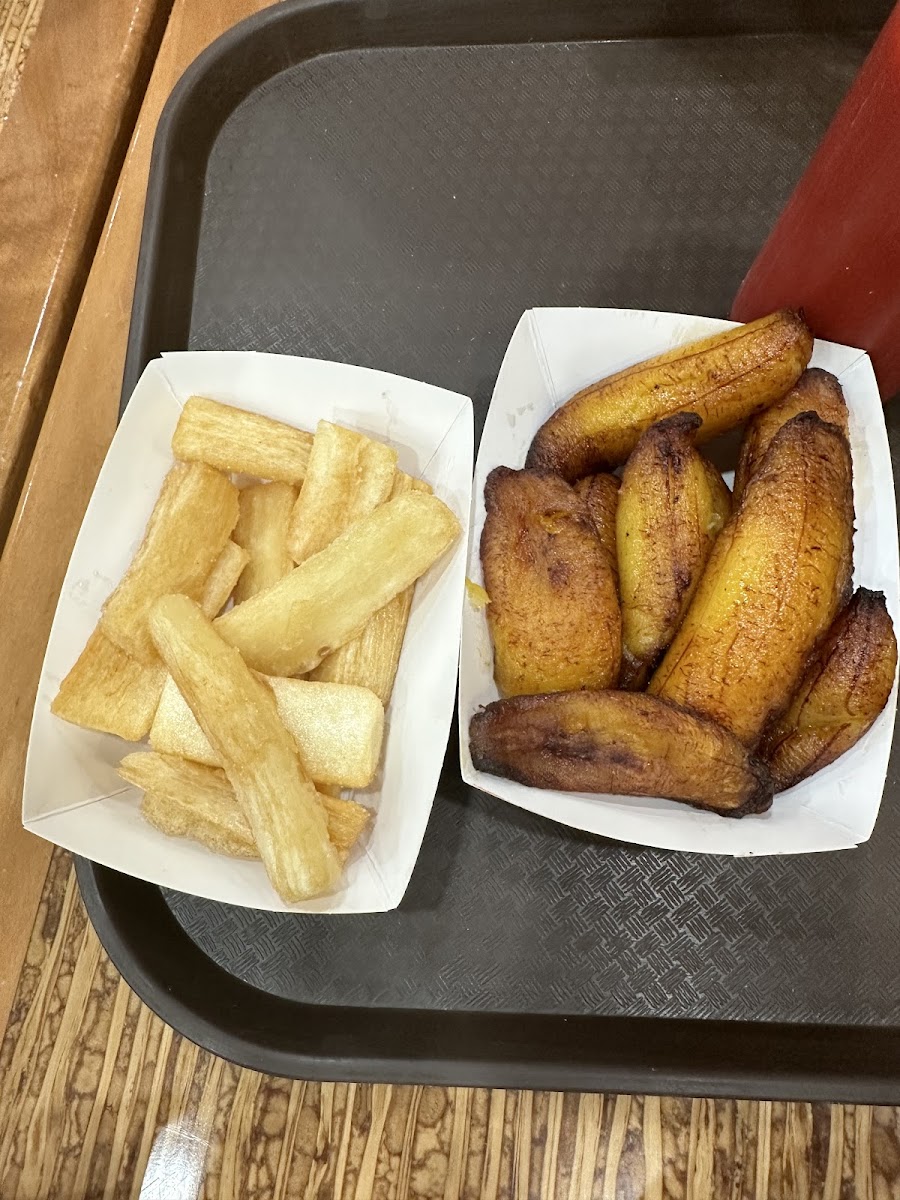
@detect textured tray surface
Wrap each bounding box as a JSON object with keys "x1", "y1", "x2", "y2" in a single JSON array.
[{"x1": 165, "y1": 34, "x2": 900, "y2": 1026}]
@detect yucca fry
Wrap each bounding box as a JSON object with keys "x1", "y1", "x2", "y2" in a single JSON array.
[
  {"x1": 215, "y1": 490, "x2": 460, "y2": 677},
  {"x1": 172, "y1": 396, "x2": 313, "y2": 483},
  {"x1": 200, "y1": 540, "x2": 249, "y2": 617},
  {"x1": 120, "y1": 752, "x2": 371, "y2": 861},
  {"x1": 287, "y1": 421, "x2": 398, "y2": 564},
  {"x1": 100, "y1": 462, "x2": 239, "y2": 662},
  {"x1": 233, "y1": 481, "x2": 297, "y2": 604},
  {"x1": 309, "y1": 473, "x2": 431, "y2": 703},
  {"x1": 51, "y1": 628, "x2": 166, "y2": 741},
  {"x1": 149, "y1": 595, "x2": 340, "y2": 902},
  {"x1": 150, "y1": 673, "x2": 384, "y2": 787}
]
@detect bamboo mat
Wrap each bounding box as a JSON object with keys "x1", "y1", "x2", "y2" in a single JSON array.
[{"x1": 0, "y1": 0, "x2": 43, "y2": 117}]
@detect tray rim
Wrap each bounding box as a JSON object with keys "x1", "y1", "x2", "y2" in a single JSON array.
[
  {"x1": 75, "y1": 857, "x2": 900, "y2": 1101},
  {"x1": 75, "y1": 0, "x2": 900, "y2": 1098}
]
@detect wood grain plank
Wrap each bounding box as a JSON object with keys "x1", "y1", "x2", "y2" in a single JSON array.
[
  {"x1": 0, "y1": 0, "x2": 276, "y2": 1046},
  {"x1": 0, "y1": 0, "x2": 172, "y2": 549}
]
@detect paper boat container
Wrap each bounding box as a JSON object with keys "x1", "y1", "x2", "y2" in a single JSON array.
[
  {"x1": 459, "y1": 308, "x2": 899, "y2": 856},
  {"x1": 25, "y1": 351, "x2": 473, "y2": 912}
]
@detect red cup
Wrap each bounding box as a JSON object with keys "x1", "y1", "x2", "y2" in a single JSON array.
[{"x1": 732, "y1": 4, "x2": 900, "y2": 400}]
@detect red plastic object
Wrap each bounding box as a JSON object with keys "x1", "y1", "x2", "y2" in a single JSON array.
[{"x1": 731, "y1": 4, "x2": 900, "y2": 399}]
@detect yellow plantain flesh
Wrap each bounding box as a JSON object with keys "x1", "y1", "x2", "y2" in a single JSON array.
[
  {"x1": 733, "y1": 367, "x2": 848, "y2": 502},
  {"x1": 616, "y1": 412, "x2": 731, "y2": 689},
  {"x1": 760, "y1": 588, "x2": 897, "y2": 791},
  {"x1": 649, "y1": 412, "x2": 854, "y2": 747},
  {"x1": 526, "y1": 310, "x2": 812, "y2": 481}
]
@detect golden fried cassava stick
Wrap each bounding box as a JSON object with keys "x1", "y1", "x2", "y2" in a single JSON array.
[
  {"x1": 172, "y1": 396, "x2": 313, "y2": 483},
  {"x1": 149, "y1": 595, "x2": 340, "y2": 902},
  {"x1": 214, "y1": 490, "x2": 460, "y2": 677},
  {"x1": 100, "y1": 462, "x2": 238, "y2": 662}
]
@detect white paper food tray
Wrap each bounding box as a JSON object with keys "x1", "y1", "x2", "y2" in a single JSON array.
[
  {"x1": 459, "y1": 308, "x2": 899, "y2": 856},
  {"x1": 25, "y1": 351, "x2": 473, "y2": 911}
]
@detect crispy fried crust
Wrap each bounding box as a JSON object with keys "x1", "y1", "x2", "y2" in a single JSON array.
[
  {"x1": 649, "y1": 412, "x2": 854, "y2": 746},
  {"x1": 733, "y1": 368, "x2": 849, "y2": 502},
  {"x1": 214, "y1": 490, "x2": 460, "y2": 677},
  {"x1": 232, "y1": 481, "x2": 297, "y2": 604},
  {"x1": 309, "y1": 474, "x2": 432, "y2": 704},
  {"x1": 100, "y1": 462, "x2": 239, "y2": 662},
  {"x1": 481, "y1": 467, "x2": 621, "y2": 696},
  {"x1": 121, "y1": 752, "x2": 371, "y2": 861},
  {"x1": 51, "y1": 628, "x2": 165, "y2": 742},
  {"x1": 760, "y1": 588, "x2": 897, "y2": 790},
  {"x1": 526, "y1": 310, "x2": 812, "y2": 481},
  {"x1": 616, "y1": 412, "x2": 731, "y2": 689},
  {"x1": 469, "y1": 690, "x2": 773, "y2": 816}
]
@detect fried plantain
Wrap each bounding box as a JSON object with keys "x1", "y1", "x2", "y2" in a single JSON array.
[
  {"x1": 526, "y1": 310, "x2": 812, "y2": 481},
  {"x1": 574, "y1": 472, "x2": 620, "y2": 578},
  {"x1": 649, "y1": 412, "x2": 854, "y2": 746},
  {"x1": 469, "y1": 690, "x2": 773, "y2": 816},
  {"x1": 759, "y1": 588, "x2": 897, "y2": 790},
  {"x1": 733, "y1": 367, "x2": 849, "y2": 502},
  {"x1": 481, "y1": 466, "x2": 621, "y2": 696},
  {"x1": 616, "y1": 412, "x2": 731, "y2": 689}
]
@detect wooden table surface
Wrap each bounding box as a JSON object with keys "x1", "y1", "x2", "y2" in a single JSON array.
[{"x1": 1, "y1": 1, "x2": 899, "y2": 1196}]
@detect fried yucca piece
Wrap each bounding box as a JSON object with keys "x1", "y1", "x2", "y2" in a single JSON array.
[
  {"x1": 616, "y1": 413, "x2": 732, "y2": 689},
  {"x1": 120, "y1": 752, "x2": 371, "y2": 862},
  {"x1": 100, "y1": 462, "x2": 238, "y2": 662},
  {"x1": 287, "y1": 421, "x2": 397, "y2": 564},
  {"x1": 149, "y1": 595, "x2": 340, "y2": 903},
  {"x1": 733, "y1": 367, "x2": 849, "y2": 502},
  {"x1": 526, "y1": 310, "x2": 812, "y2": 480},
  {"x1": 200, "y1": 540, "x2": 249, "y2": 617},
  {"x1": 308, "y1": 472, "x2": 431, "y2": 704},
  {"x1": 650, "y1": 413, "x2": 854, "y2": 747},
  {"x1": 480, "y1": 467, "x2": 621, "y2": 696},
  {"x1": 469, "y1": 690, "x2": 773, "y2": 816},
  {"x1": 172, "y1": 396, "x2": 313, "y2": 484},
  {"x1": 232, "y1": 481, "x2": 297, "y2": 604},
  {"x1": 150, "y1": 674, "x2": 383, "y2": 787},
  {"x1": 760, "y1": 588, "x2": 897, "y2": 790},
  {"x1": 214, "y1": 490, "x2": 460, "y2": 677},
  {"x1": 51, "y1": 628, "x2": 165, "y2": 742}
]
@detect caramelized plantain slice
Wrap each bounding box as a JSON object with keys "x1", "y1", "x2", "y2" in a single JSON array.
[
  {"x1": 760, "y1": 588, "x2": 897, "y2": 790},
  {"x1": 481, "y1": 467, "x2": 621, "y2": 696},
  {"x1": 649, "y1": 412, "x2": 854, "y2": 747},
  {"x1": 574, "y1": 472, "x2": 620, "y2": 582},
  {"x1": 733, "y1": 367, "x2": 849, "y2": 502},
  {"x1": 526, "y1": 310, "x2": 812, "y2": 481},
  {"x1": 616, "y1": 412, "x2": 731, "y2": 689},
  {"x1": 469, "y1": 690, "x2": 773, "y2": 816}
]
